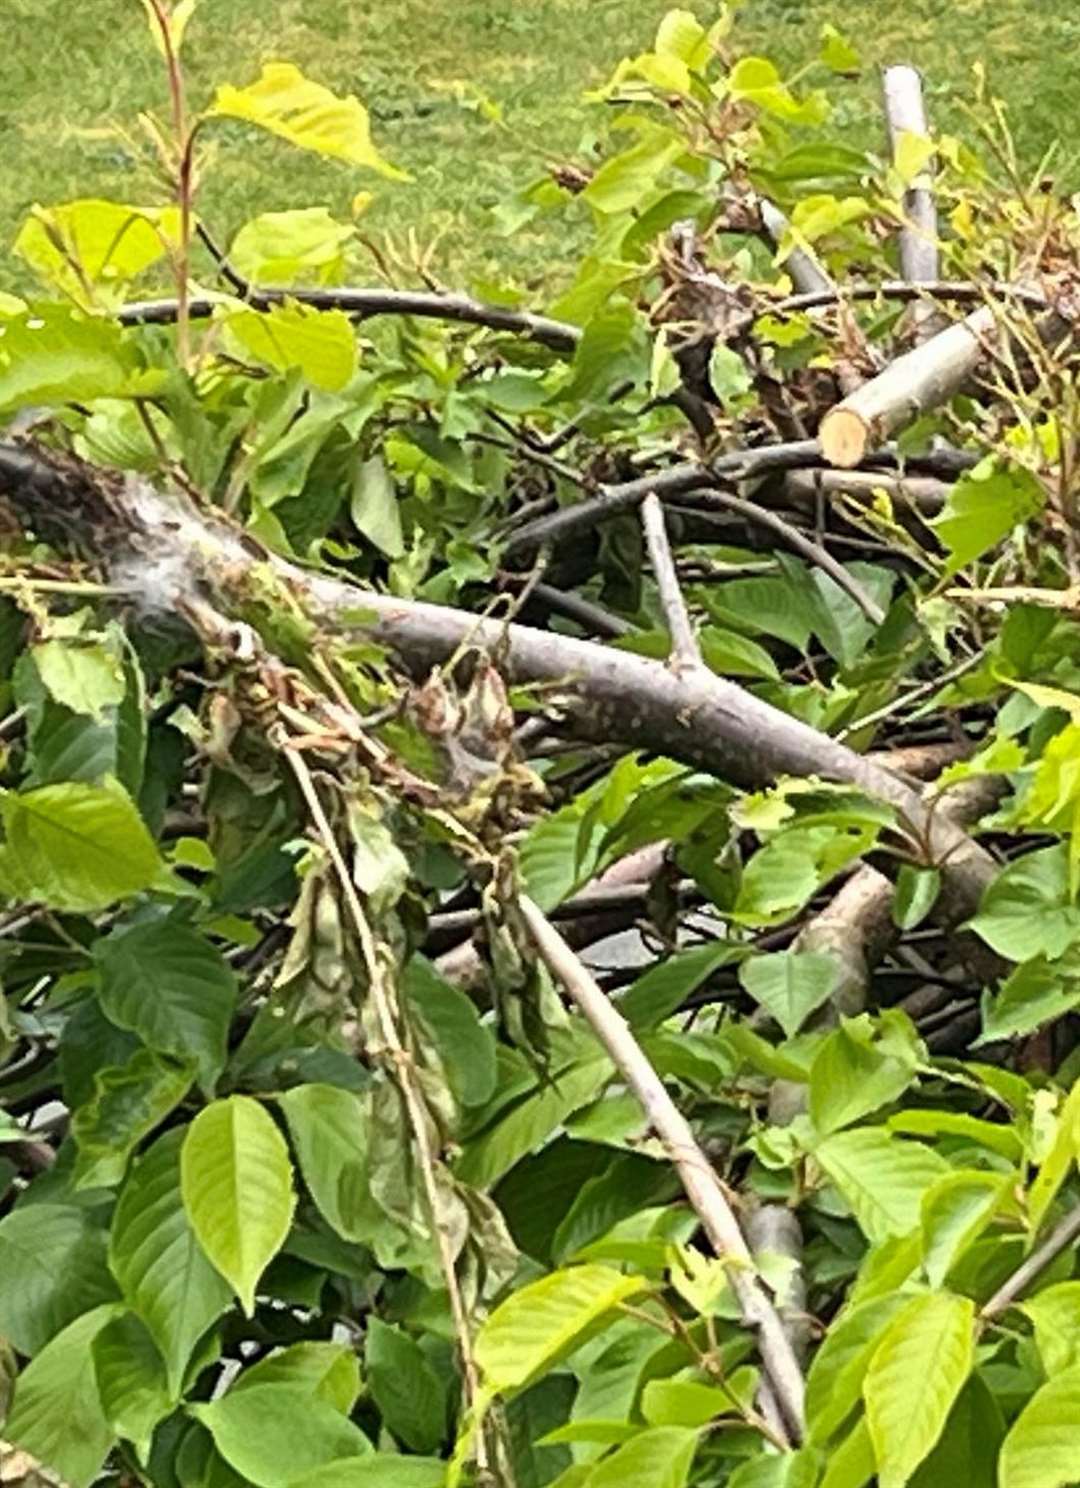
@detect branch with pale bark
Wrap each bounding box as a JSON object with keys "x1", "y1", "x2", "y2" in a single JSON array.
[{"x1": 0, "y1": 441, "x2": 997, "y2": 933}]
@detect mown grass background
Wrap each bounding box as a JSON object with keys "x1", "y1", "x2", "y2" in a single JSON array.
[{"x1": 4, "y1": 0, "x2": 1080, "y2": 294}]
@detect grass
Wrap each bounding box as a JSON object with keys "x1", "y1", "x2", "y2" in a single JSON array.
[{"x1": 4, "y1": 0, "x2": 1080, "y2": 296}]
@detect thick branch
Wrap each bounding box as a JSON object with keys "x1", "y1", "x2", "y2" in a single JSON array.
[
  {"x1": 782, "y1": 467, "x2": 951, "y2": 517},
  {"x1": 518, "y1": 895, "x2": 806, "y2": 1443},
  {"x1": 0, "y1": 441, "x2": 997, "y2": 923},
  {"x1": 505, "y1": 442, "x2": 978, "y2": 557},
  {"x1": 819, "y1": 305, "x2": 998, "y2": 467}
]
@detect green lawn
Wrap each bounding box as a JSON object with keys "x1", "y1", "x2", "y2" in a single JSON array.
[{"x1": 4, "y1": 0, "x2": 1080, "y2": 295}]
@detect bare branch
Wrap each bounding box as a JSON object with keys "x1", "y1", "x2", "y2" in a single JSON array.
[
  {"x1": 783, "y1": 467, "x2": 951, "y2": 517},
  {"x1": 518, "y1": 894, "x2": 806, "y2": 1443},
  {"x1": 119, "y1": 286, "x2": 581, "y2": 353},
  {"x1": 688, "y1": 488, "x2": 886, "y2": 624},
  {"x1": 981, "y1": 1204, "x2": 1080, "y2": 1322},
  {"x1": 504, "y1": 442, "x2": 979, "y2": 558},
  {"x1": 882, "y1": 64, "x2": 940, "y2": 341},
  {"x1": 772, "y1": 280, "x2": 1049, "y2": 318},
  {"x1": 758, "y1": 199, "x2": 834, "y2": 298},
  {"x1": 641, "y1": 493, "x2": 702, "y2": 669}
]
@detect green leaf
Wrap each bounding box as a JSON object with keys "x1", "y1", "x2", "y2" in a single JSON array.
[
  {"x1": 15, "y1": 199, "x2": 181, "y2": 304},
  {"x1": 279, "y1": 1083, "x2": 381, "y2": 1243},
  {"x1": 0, "y1": 1203, "x2": 118, "y2": 1355},
  {"x1": 31, "y1": 641, "x2": 125, "y2": 721},
  {"x1": 620, "y1": 941, "x2": 741, "y2": 1028},
  {"x1": 366, "y1": 1319, "x2": 447, "y2": 1453},
  {"x1": 581, "y1": 1426, "x2": 698, "y2": 1488},
  {"x1": 456, "y1": 1058, "x2": 613, "y2": 1188},
  {"x1": 932, "y1": 463, "x2": 1045, "y2": 577},
  {"x1": 1020, "y1": 1282, "x2": 1080, "y2": 1375},
  {"x1": 92, "y1": 1309, "x2": 172, "y2": 1462},
  {"x1": 968, "y1": 845, "x2": 1080, "y2": 962},
  {"x1": 820, "y1": 1416, "x2": 875, "y2": 1488},
  {"x1": 181, "y1": 1096, "x2": 297, "y2": 1315},
  {"x1": 351, "y1": 453, "x2": 404, "y2": 559},
  {"x1": 728, "y1": 1448, "x2": 824, "y2": 1488},
  {"x1": 809, "y1": 1021, "x2": 917, "y2": 1136},
  {"x1": 920, "y1": 1172, "x2": 1009, "y2": 1288},
  {"x1": 190, "y1": 1383, "x2": 373, "y2": 1488},
  {"x1": 236, "y1": 1342, "x2": 360, "y2": 1414},
  {"x1": 708, "y1": 343, "x2": 754, "y2": 403},
  {"x1": 887, "y1": 1109, "x2": 1022, "y2": 1161},
  {"x1": 403, "y1": 956, "x2": 497, "y2": 1108},
  {"x1": 72, "y1": 1047, "x2": 195, "y2": 1188},
  {"x1": 1, "y1": 778, "x2": 164, "y2": 912},
  {"x1": 998, "y1": 1362, "x2": 1080, "y2": 1488},
  {"x1": 641, "y1": 1377, "x2": 734, "y2": 1427},
  {"x1": 225, "y1": 303, "x2": 357, "y2": 392},
  {"x1": 4, "y1": 1303, "x2": 121, "y2": 1488},
  {"x1": 210, "y1": 62, "x2": 408, "y2": 178},
  {"x1": 581, "y1": 132, "x2": 685, "y2": 214},
  {"x1": 228, "y1": 208, "x2": 354, "y2": 287},
  {"x1": 729, "y1": 57, "x2": 828, "y2": 124},
  {"x1": 814, "y1": 1129, "x2": 949, "y2": 1242},
  {"x1": 864, "y1": 1291, "x2": 974, "y2": 1488},
  {"x1": 893, "y1": 867, "x2": 941, "y2": 931},
  {"x1": 287, "y1": 1461, "x2": 445, "y2": 1488},
  {"x1": 475, "y1": 1264, "x2": 647, "y2": 1394},
  {"x1": 93, "y1": 916, "x2": 238, "y2": 1094},
  {"x1": 1027, "y1": 1075, "x2": 1080, "y2": 1236},
  {"x1": 978, "y1": 955, "x2": 1080, "y2": 1043},
  {"x1": 806, "y1": 1294, "x2": 912, "y2": 1445},
  {"x1": 739, "y1": 951, "x2": 840, "y2": 1038},
  {"x1": 908, "y1": 1375, "x2": 1002, "y2": 1488},
  {"x1": 109, "y1": 1127, "x2": 233, "y2": 1397},
  {"x1": 819, "y1": 23, "x2": 860, "y2": 72},
  {"x1": 0, "y1": 305, "x2": 158, "y2": 411}
]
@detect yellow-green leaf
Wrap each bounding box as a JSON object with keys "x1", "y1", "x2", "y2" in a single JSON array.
[
  {"x1": 210, "y1": 62, "x2": 409, "y2": 179},
  {"x1": 0, "y1": 306, "x2": 161, "y2": 412},
  {"x1": 180, "y1": 1096, "x2": 296, "y2": 1315},
  {"x1": 864, "y1": 1291, "x2": 974, "y2": 1488},
  {"x1": 1027, "y1": 1076, "x2": 1080, "y2": 1236},
  {"x1": 15, "y1": 200, "x2": 182, "y2": 306},
  {"x1": 224, "y1": 302, "x2": 357, "y2": 391},
  {"x1": 999, "y1": 1363, "x2": 1080, "y2": 1488},
  {"x1": 228, "y1": 208, "x2": 353, "y2": 288},
  {"x1": 475, "y1": 1264, "x2": 647, "y2": 1394},
  {"x1": 0, "y1": 778, "x2": 164, "y2": 913}
]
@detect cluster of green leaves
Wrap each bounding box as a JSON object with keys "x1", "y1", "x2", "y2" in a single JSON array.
[{"x1": 6, "y1": 4, "x2": 1080, "y2": 1488}]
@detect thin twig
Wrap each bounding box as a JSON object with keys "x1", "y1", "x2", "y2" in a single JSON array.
[
  {"x1": 981, "y1": 1204, "x2": 1080, "y2": 1321},
  {"x1": 641, "y1": 493, "x2": 702, "y2": 669},
  {"x1": 771, "y1": 280, "x2": 1049, "y2": 319},
  {"x1": 518, "y1": 895, "x2": 806, "y2": 1443},
  {"x1": 687, "y1": 489, "x2": 885, "y2": 624}
]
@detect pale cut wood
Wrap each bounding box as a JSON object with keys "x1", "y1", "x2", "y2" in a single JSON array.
[{"x1": 819, "y1": 304, "x2": 997, "y2": 467}]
